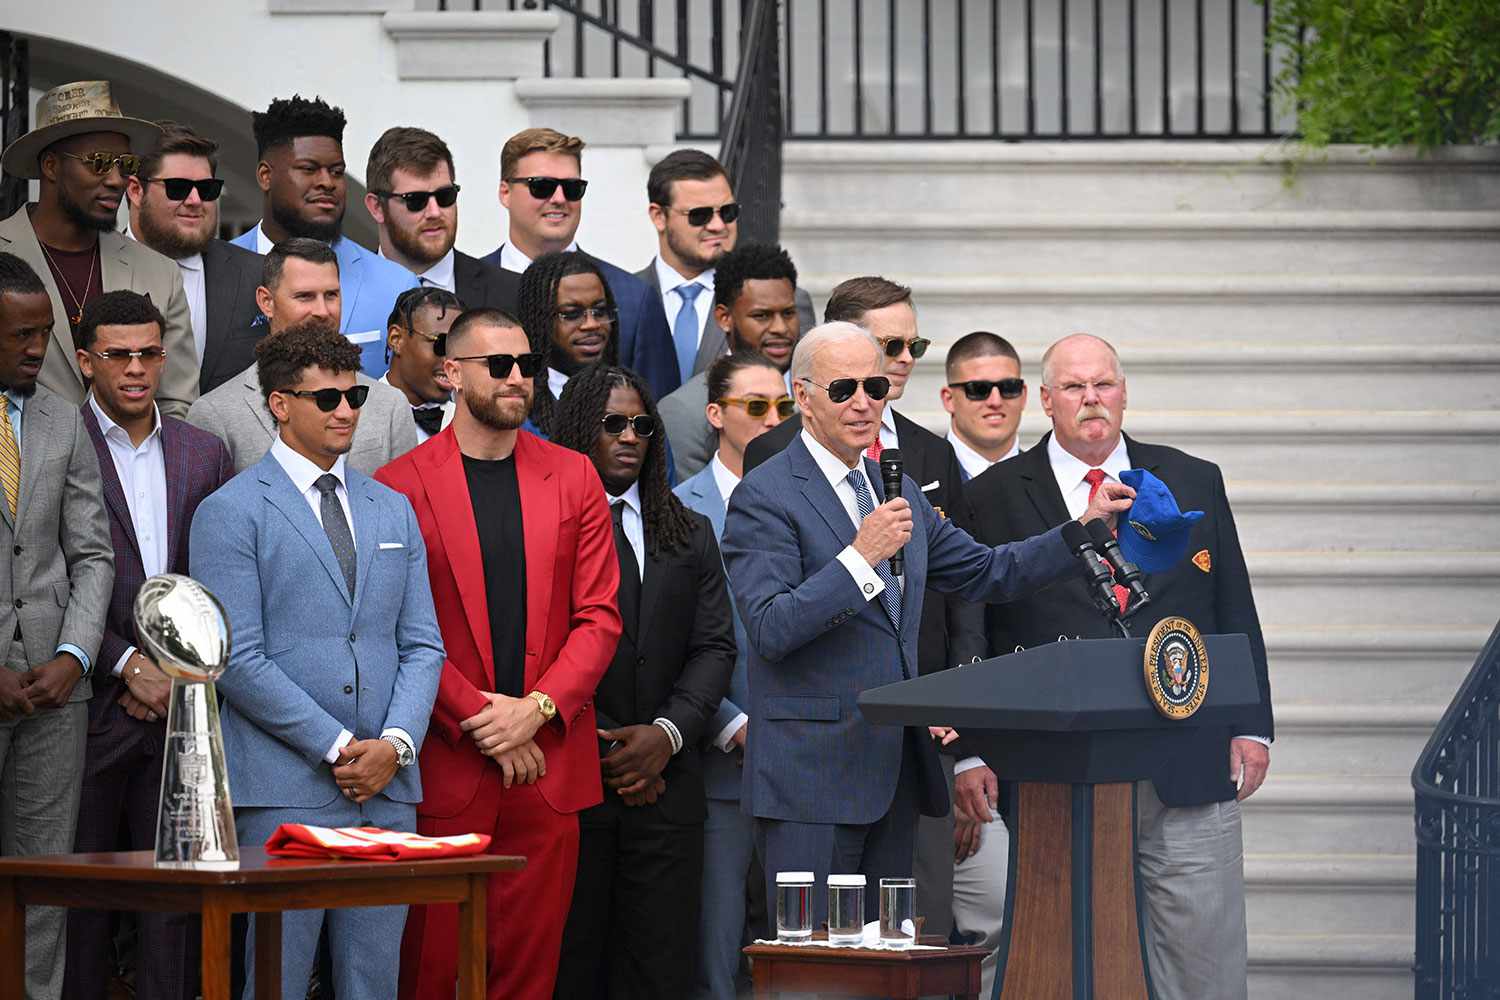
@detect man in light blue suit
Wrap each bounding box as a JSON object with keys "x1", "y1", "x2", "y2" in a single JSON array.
[
  {"x1": 720, "y1": 322, "x2": 1134, "y2": 926},
  {"x1": 674, "y1": 351, "x2": 793, "y2": 1000},
  {"x1": 230, "y1": 95, "x2": 418, "y2": 375},
  {"x1": 189, "y1": 323, "x2": 443, "y2": 1000}
]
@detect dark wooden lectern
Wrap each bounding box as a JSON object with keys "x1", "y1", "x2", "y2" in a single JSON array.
[{"x1": 859, "y1": 634, "x2": 1261, "y2": 1000}]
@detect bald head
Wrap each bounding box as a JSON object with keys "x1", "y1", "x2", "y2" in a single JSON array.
[{"x1": 1041, "y1": 333, "x2": 1123, "y2": 388}]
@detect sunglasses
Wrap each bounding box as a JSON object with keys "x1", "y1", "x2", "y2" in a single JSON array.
[
  {"x1": 61, "y1": 151, "x2": 139, "y2": 176},
  {"x1": 143, "y1": 177, "x2": 224, "y2": 202},
  {"x1": 878, "y1": 336, "x2": 931, "y2": 360},
  {"x1": 601, "y1": 413, "x2": 657, "y2": 437},
  {"x1": 375, "y1": 184, "x2": 460, "y2": 213},
  {"x1": 799, "y1": 376, "x2": 892, "y2": 404},
  {"x1": 673, "y1": 202, "x2": 741, "y2": 227},
  {"x1": 949, "y1": 378, "x2": 1026, "y2": 401},
  {"x1": 89, "y1": 347, "x2": 167, "y2": 365},
  {"x1": 282, "y1": 385, "x2": 370, "y2": 412},
  {"x1": 556, "y1": 305, "x2": 617, "y2": 325},
  {"x1": 719, "y1": 395, "x2": 795, "y2": 419},
  {"x1": 508, "y1": 176, "x2": 588, "y2": 201},
  {"x1": 450, "y1": 352, "x2": 545, "y2": 379}
]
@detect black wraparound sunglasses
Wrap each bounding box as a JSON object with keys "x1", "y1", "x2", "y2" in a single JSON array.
[
  {"x1": 601, "y1": 413, "x2": 657, "y2": 437},
  {"x1": 373, "y1": 184, "x2": 460, "y2": 213},
  {"x1": 282, "y1": 385, "x2": 370, "y2": 412},
  {"x1": 507, "y1": 176, "x2": 588, "y2": 201},
  {"x1": 949, "y1": 377, "x2": 1026, "y2": 401},
  {"x1": 799, "y1": 376, "x2": 892, "y2": 404},
  {"x1": 143, "y1": 177, "x2": 225, "y2": 202},
  {"x1": 450, "y1": 352, "x2": 545, "y2": 379}
]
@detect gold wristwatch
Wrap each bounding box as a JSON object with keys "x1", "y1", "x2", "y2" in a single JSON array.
[{"x1": 528, "y1": 690, "x2": 557, "y2": 721}]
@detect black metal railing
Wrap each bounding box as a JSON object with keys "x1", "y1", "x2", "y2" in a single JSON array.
[
  {"x1": 0, "y1": 32, "x2": 29, "y2": 219},
  {"x1": 1414, "y1": 618, "x2": 1500, "y2": 999},
  {"x1": 717, "y1": 0, "x2": 782, "y2": 244}
]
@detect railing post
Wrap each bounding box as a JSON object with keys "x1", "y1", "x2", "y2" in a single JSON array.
[
  {"x1": 719, "y1": 0, "x2": 782, "y2": 245},
  {"x1": 0, "y1": 32, "x2": 29, "y2": 221}
]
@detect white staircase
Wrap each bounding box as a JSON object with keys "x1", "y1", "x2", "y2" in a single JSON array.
[{"x1": 782, "y1": 140, "x2": 1500, "y2": 999}]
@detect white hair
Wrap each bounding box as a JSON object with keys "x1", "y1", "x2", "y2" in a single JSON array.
[
  {"x1": 790, "y1": 321, "x2": 882, "y2": 386},
  {"x1": 1040, "y1": 333, "x2": 1125, "y2": 388}
]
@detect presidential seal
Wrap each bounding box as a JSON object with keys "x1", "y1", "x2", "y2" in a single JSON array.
[{"x1": 1143, "y1": 617, "x2": 1209, "y2": 720}]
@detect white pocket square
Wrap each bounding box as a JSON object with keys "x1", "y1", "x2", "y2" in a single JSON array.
[
  {"x1": 378, "y1": 542, "x2": 405, "y2": 550},
  {"x1": 921, "y1": 481, "x2": 941, "y2": 492}
]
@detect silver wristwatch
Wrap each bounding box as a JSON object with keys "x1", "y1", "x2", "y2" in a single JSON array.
[{"x1": 381, "y1": 734, "x2": 416, "y2": 767}]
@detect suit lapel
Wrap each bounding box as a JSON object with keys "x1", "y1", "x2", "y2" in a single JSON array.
[
  {"x1": 348, "y1": 475, "x2": 379, "y2": 613},
  {"x1": 240, "y1": 372, "x2": 277, "y2": 438},
  {"x1": 200, "y1": 244, "x2": 236, "y2": 374},
  {"x1": 637, "y1": 546, "x2": 663, "y2": 644},
  {"x1": 16, "y1": 392, "x2": 55, "y2": 523},
  {"x1": 0, "y1": 211, "x2": 84, "y2": 393},
  {"x1": 693, "y1": 316, "x2": 726, "y2": 373},
  {"x1": 258, "y1": 458, "x2": 352, "y2": 606},
  {"x1": 1019, "y1": 432, "x2": 1072, "y2": 529},
  {"x1": 514, "y1": 433, "x2": 557, "y2": 688},
  {"x1": 334, "y1": 239, "x2": 364, "y2": 333},
  {"x1": 160, "y1": 419, "x2": 192, "y2": 571},
  {"x1": 690, "y1": 469, "x2": 726, "y2": 539},
  {"x1": 82, "y1": 404, "x2": 144, "y2": 565},
  {"x1": 422, "y1": 432, "x2": 496, "y2": 677},
  {"x1": 790, "y1": 437, "x2": 856, "y2": 551}
]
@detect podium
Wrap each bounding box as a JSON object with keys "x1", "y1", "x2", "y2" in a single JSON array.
[{"x1": 859, "y1": 634, "x2": 1261, "y2": 1000}]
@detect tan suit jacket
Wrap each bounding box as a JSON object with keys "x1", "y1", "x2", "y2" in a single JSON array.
[{"x1": 0, "y1": 206, "x2": 199, "y2": 419}]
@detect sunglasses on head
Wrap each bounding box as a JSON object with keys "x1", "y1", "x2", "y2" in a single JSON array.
[
  {"x1": 375, "y1": 184, "x2": 460, "y2": 213},
  {"x1": 878, "y1": 336, "x2": 931, "y2": 360},
  {"x1": 800, "y1": 375, "x2": 892, "y2": 404},
  {"x1": 673, "y1": 202, "x2": 741, "y2": 227},
  {"x1": 282, "y1": 385, "x2": 370, "y2": 412},
  {"x1": 143, "y1": 177, "x2": 224, "y2": 202},
  {"x1": 508, "y1": 176, "x2": 588, "y2": 201},
  {"x1": 61, "y1": 151, "x2": 139, "y2": 176},
  {"x1": 949, "y1": 377, "x2": 1026, "y2": 401},
  {"x1": 719, "y1": 395, "x2": 795, "y2": 419},
  {"x1": 450, "y1": 352, "x2": 545, "y2": 379},
  {"x1": 601, "y1": 413, "x2": 657, "y2": 437}
]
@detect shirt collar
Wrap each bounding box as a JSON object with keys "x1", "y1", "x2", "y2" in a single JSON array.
[
  {"x1": 880, "y1": 405, "x2": 897, "y2": 436},
  {"x1": 655, "y1": 255, "x2": 714, "y2": 296},
  {"x1": 800, "y1": 428, "x2": 865, "y2": 489},
  {"x1": 417, "y1": 247, "x2": 456, "y2": 290},
  {"x1": 1047, "y1": 432, "x2": 1129, "y2": 489},
  {"x1": 607, "y1": 479, "x2": 643, "y2": 516},
  {"x1": 255, "y1": 221, "x2": 344, "y2": 258},
  {"x1": 271, "y1": 435, "x2": 349, "y2": 497},
  {"x1": 709, "y1": 450, "x2": 740, "y2": 501},
  {"x1": 501, "y1": 240, "x2": 578, "y2": 273},
  {"x1": 547, "y1": 367, "x2": 570, "y2": 401},
  {"x1": 88, "y1": 394, "x2": 162, "y2": 446}
]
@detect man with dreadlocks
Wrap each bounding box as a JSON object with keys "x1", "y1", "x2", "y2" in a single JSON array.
[
  {"x1": 514, "y1": 250, "x2": 619, "y2": 438},
  {"x1": 231, "y1": 94, "x2": 418, "y2": 374},
  {"x1": 550, "y1": 364, "x2": 735, "y2": 1000},
  {"x1": 375, "y1": 308, "x2": 621, "y2": 1000}
]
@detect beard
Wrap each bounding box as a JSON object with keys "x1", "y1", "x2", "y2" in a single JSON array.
[
  {"x1": 58, "y1": 183, "x2": 117, "y2": 232},
  {"x1": 388, "y1": 216, "x2": 454, "y2": 267},
  {"x1": 463, "y1": 384, "x2": 531, "y2": 431},
  {"x1": 137, "y1": 202, "x2": 214, "y2": 259},
  {"x1": 269, "y1": 196, "x2": 343, "y2": 243},
  {"x1": 665, "y1": 224, "x2": 723, "y2": 273}
]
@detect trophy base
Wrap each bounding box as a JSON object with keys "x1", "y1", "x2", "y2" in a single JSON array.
[{"x1": 155, "y1": 679, "x2": 240, "y2": 869}]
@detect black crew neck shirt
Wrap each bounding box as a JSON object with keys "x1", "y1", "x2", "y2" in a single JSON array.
[{"x1": 463, "y1": 453, "x2": 527, "y2": 697}]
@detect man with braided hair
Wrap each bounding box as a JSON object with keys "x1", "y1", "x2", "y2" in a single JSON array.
[{"x1": 514, "y1": 249, "x2": 620, "y2": 438}]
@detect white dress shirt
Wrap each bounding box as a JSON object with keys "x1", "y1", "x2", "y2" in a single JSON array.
[
  {"x1": 126, "y1": 223, "x2": 206, "y2": 363},
  {"x1": 89, "y1": 396, "x2": 168, "y2": 677},
  {"x1": 799, "y1": 429, "x2": 893, "y2": 601},
  {"x1": 655, "y1": 256, "x2": 715, "y2": 350},
  {"x1": 498, "y1": 240, "x2": 578, "y2": 274},
  {"x1": 876, "y1": 407, "x2": 899, "y2": 453},
  {"x1": 378, "y1": 373, "x2": 452, "y2": 444},
  {"x1": 253, "y1": 221, "x2": 274, "y2": 255},
  {"x1": 608, "y1": 481, "x2": 645, "y2": 582},
  {"x1": 947, "y1": 428, "x2": 1020, "y2": 481},
  {"x1": 547, "y1": 367, "x2": 570, "y2": 402},
  {"x1": 414, "y1": 247, "x2": 455, "y2": 292},
  {"x1": 709, "y1": 451, "x2": 740, "y2": 505}
]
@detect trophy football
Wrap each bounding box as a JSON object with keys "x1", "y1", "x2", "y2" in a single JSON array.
[{"x1": 134, "y1": 574, "x2": 238, "y2": 869}]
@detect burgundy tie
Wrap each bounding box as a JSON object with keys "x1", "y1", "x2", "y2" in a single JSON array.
[{"x1": 1083, "y1": 469, "x2": 1129, "y2": 614}]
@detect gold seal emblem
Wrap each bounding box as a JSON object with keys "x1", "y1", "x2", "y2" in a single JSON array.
[{"x1": 1144, "y1": 617, "x2": 1209, "y2": 719}]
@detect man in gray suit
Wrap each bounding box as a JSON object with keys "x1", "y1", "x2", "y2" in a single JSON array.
[
  {"x1": 0, "y1": 81, "x2": 199, "y2": 418},
  {"x1": 0, "y1": 252, "x2": 115, "y2": 1000},
  {"x1": 187, "y1": 239, "x2": 417, "y2": 474},
  {"x1": 637, "y1": 150, "x2": 814, "y2": 386}
]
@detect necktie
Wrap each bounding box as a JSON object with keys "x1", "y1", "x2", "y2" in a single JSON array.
[
  {"x1": 846, "y1": 469, "x2": 901, "y2": 631},
  {"x1": 315, "y1": 474, "x2": 357, "y2": 597},
  {"x1": 1083, "y1": 469, "x2": 1129, "y2": 613},
  {"x1": 413, "y1": 405, "x2": 444, "y2": 437},
  {"x1": 672, "y1": 283, "x2": 704, "y2": 383},
  {"x1": 865, "y1": 435, "x2": 883, "y2": 461},
  {"x1": 611, "y1": 500, "x2": 642, "y2": 628},
  {"x1": 0, "y1": 396, "x2": 17, "y2": 518}
]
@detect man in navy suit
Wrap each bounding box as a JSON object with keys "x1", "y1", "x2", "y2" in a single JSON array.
[
  {"x1": 479, "y1": 127, "x2": 679, "y2": 401},
  {"x1": 190, "y1": 322, "x2": 443, "y2": 1000},
  {"x1": 720, "y1": 322, "x2": 1133, "y2": 924}
]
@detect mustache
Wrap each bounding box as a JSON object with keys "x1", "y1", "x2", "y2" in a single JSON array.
[{"x1": 1075, "y1": 404, "x2": 1111, "y2": 425}]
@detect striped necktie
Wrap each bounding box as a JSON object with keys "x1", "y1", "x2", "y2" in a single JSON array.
[
  {"x1": 0, "y1": 395, "x2": 19, "y2": 517},
  {"x1": 846, "y1": 468, "x2": 901, "y2": 631}
]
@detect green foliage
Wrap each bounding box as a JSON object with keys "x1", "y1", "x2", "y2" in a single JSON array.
[{"x1": 1265, "y1": 0, "x2": 1500, "y2": 148}]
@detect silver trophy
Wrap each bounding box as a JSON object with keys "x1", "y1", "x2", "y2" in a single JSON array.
[{"x1": 134, "y1": 574, "x2": 238, "y2": 869}]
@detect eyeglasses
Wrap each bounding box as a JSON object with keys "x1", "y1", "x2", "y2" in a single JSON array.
[
  {"x1": 601, "y1": 413, "x2": 657, "y2": 437},
  {"x1": 672, "y1": 202, "x2": 741, "y2": 227},
  {"x1": 143, "y1": 177, "x2": 224, "y2": 202},
  {"x1": 281, "y1": 385, "x2": 370, "y2": 412},
  {"x1": 1048, "y1": 379, "x2": 1122, "y2": 397},
  {"x1": 89, "y1": 347, "x2": 167, "y2": 365},
  {"x1": 719, "y1": 395, "x2": 795, "y2": 419},
  {"x1": 60, "y1": 151, "x2": 139, "y2": 176},
  {"x1": 799, "y1": 376, "x2": 892, "y2": 404},
  {"x1": 556, "y1": 305, "x2": 617, "y2": 326},
  {"x1": 374, "y1": 184, "x2": 460, "y2": 213},
  {"x1": 878, "y1": 336, "x2": 931, "y2": 360},
  {"x1": 450, "y1": 352, "x2": 545, "y2": 379},
  {"x1": 949, "y1": 378, "x2": 1025, "y2": 401},
  {"x1": 507, "y1": 176, "x2": 588, "y2": 201}
]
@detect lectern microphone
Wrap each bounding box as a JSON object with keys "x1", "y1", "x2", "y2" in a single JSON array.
[
  {"x1": 880, "y1": 449, "x2": 905, "y2": 576},
  {"x1": 1061, "y1": 520, "x2": 1123, "y2": 620},
  {"x1": 1084, "y1": 517, "x2": 1152, "y2": 612}
]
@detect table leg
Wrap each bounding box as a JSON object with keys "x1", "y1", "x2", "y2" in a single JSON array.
[
  {"x1": 202, "y1": 899, "x2": 232, "y2": 1000},
  {"x1": 456, "y1": 872, "x2": 487, "y2": 1000},
  {"x1": 0, "y1": 876, "x2": 23, "y2": 1000},
  {"x1": 255, "y1": 912, "x2": 283, "y2": 1000}
]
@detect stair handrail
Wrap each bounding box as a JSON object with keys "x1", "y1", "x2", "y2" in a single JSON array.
[{"x1": 716, "y1": 0, "x2": 781, "y2": 245}]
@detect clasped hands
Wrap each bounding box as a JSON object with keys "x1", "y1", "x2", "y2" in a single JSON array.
[
  {"x1": 598, "y1": 724, "x2": 672, "y2": 807},
  {"x1": 461, "y1": 692, "x2": 548, "y2": 789},
  {"x1": 0, "y1": 653, "x2": 84, "y2": 720}
]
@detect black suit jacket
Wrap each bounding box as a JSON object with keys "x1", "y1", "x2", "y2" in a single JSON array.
[
  {"x1": 453, "y1": 251, "x2": 520, "y2": 315},
  {"x1": 964, "y1": 432, "x2": 1275, "y2": 807},
  {"x1": 593, "y1": 509, "x2": 737, "y2": 825},
  {"x1": 199, "y1": 239, "x2": 268, "y2": 395}
]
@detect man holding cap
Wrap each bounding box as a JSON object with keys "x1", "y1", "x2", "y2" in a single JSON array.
[{"x1": 964, "y1": 332, "x2": 1274, "y2": 1000}]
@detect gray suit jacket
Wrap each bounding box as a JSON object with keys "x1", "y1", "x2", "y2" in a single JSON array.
[
  {"x1": 185, "y1": 365, "x2": 419, "y2": 476},
  {"x1": 0, "y1": 385, "x2": 114, "y2": 700},
  {"x1": 0, "y1": 206, "x2": 199, "y2": 419},
  {"x1": 657, "y1": 370, "x2": 717, "y2": 482}
]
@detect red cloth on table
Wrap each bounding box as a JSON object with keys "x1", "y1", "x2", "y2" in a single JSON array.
[{"x1": 264, "y1": 824, "x2": 491, "y2": 861}]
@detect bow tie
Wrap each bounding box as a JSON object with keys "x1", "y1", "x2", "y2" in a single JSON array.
[{"x1": 413, "y1": 405, "x2": 444, "y2": 436}]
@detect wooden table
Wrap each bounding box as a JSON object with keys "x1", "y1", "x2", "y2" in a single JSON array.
[
  {"x1": 0, "y1": 847, "x2": 523, "y2": 1000},
  {"x1": 745, "y1": 933, "x2": 988, "y2": 998}
]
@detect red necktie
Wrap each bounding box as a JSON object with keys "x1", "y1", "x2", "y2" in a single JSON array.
[
  {"x1": 1083, "y1": 469, "x2": 1130, "y2": 613},
  {"x1": 866, "y1": 437, "x2": 883, "y2": 461}
]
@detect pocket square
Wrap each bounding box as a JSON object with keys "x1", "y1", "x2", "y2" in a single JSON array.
[
  {"x1": 378, "y1": 542, "x2": 405, "y2": 550},
  {"x1": 346, "y1": 330, "x2": 383, "y2": 344},
  {"x1": 921, "y1": 481, "x2": 940, "y2": 492}
]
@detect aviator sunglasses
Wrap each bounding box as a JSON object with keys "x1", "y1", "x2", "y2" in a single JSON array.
[
  {"x1": 601, "y1": 413, "x2": 658, "y2": 437},
  {"x1": 374, "y1": 184, "x2": 460, "y2": 213},
  {"x1": 719, "y1": 395, "x2": 795, "y2": 419},
  {"x1": 450, "y1": 352, "x2": 545, "y2": 379},
  {"x1": 673, "y1": 202, "x2": 741, "y2": 227},
  {"x1": 799, "y1": 376, "x2": 892, "y2": 404},
  {"x1": 143, "y1": 177, "x2": 225, "y2": 202},
  {"x1": 60, "y1": 151, "x2": 139, "y2": 176},
  {"x1": 949, "y1": 377, "x2": 1026, "y2": 401},
  {"x1": 508, "y1": 176, "x2": 589, "y2": 201},
  {"x1": 282, "y1": 385, "x2": 371, "y2": 412}
]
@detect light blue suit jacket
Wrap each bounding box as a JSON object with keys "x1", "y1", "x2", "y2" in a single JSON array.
[
  {"x1": 231, "y1": 225, "x2": 419, "y2": 375},
  {"x1": 721, "y1": 434, "x2": 1074, "y2": 826},
  {"x1": 675, "y1": 463, "x2": 749, "y2": 801},
  {"x1": 189, "y1": 451, "x2": 444, "y2": 810}
]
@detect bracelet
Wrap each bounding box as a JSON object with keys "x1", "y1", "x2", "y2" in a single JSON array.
[{"x1": 652, "y1": 717, "x2": 683, "y2": 755}]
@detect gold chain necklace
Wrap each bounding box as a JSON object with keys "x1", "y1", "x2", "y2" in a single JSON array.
[{"x1": 38, "y1": 240, "x2": 99, "y2": 325}]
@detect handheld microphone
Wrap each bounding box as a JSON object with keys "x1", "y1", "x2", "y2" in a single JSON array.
[
  {"x1": 1084, "y1": 518, "x2": 1151, "y2": 612},
  {"x1": 1060, "y1": 521, "x2": 1122, "y2": 620},
  {"x1": 879, "y1": 449, "x2": 905, "y2": 576}
]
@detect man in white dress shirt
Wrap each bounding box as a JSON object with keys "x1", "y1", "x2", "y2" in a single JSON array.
[{"x1": 380, "y1": 286, "x2": 462, "y2": 445}]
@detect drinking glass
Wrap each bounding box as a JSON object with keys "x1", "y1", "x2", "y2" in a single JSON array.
[
  {"x1": 879, "y1": 877, "x2": 916, "y2": 948},
  {"x1": 776, "y1": 871, "x2": 814, "y2": 942},
  {"x1": 827, "y1": 874, "x2": 865, "y2": 945}
]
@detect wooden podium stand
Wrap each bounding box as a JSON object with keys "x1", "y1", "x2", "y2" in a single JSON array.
[{"x1": 859, "y1": 634, "x2": 1261, "y2": 1000}]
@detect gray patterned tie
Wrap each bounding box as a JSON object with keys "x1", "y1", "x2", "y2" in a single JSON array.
[
  {"x1": 846, "y1": 468, "x2": 901, "y2": 632},
  {"x1": 315, "y1": 474, "x2": 356, "y2": 597}
]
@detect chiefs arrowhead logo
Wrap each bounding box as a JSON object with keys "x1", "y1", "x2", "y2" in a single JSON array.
[{"x1": 1192, "y1": 549, "x2": 1212, "y2": 573}]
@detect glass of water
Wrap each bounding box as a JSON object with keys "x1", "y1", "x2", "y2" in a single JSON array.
[
  {"x1": 827, "y1": 874, "x2": 866, "y2": 945},
  {"x1": 879, "y1": 877, "x2": 917, "y2": 948},
  {"x1": 776, "y1": 871, "x2": 814, "y2": 942}
]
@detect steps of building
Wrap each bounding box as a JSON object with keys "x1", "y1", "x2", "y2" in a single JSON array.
[
  {"x1": 1240, "y1": 777, "x2": 1414, "y2": 856},
  {"x1": 1245, "y1": 854, "x2": 1414, "y2": 938},
  {"x1": 1263, "y1": 626, "x2": 1483, "y2": 706},
  {"x1": 1248, "y1": 934, "x2": 1411, "y2": 1000}
]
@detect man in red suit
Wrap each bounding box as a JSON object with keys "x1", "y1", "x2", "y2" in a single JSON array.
[{"x1": 376, "y1": 306, "x2": 621, "y2": 1000}]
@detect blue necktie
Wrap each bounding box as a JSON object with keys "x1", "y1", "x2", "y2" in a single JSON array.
[
  {"x1": 672, "y1": 283, "x2": 704, "y2": 382},
  {"x1": 846, "y1": 469, "x2": 901, "y2": 632}
]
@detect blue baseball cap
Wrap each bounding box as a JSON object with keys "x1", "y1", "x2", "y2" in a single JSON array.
[{"x1": 1117, "y1": 469, "x2": 1204, "y2": 573}]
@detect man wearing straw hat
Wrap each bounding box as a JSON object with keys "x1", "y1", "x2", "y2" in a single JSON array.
[{"x1": 0, "y1": 81, "x2": 199, "y2": 418}]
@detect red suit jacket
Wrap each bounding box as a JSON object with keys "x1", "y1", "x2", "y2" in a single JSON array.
[{"x1": 376, "y1": 427, "x2": 622, "y2": 817}]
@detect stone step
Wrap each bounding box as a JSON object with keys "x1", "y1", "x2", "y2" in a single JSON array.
[
  {"x1": 1240, "y1": 777, "x2": 1413, "y2": 857},
  {"x1": 1223, "y1": 483, "x2": 1500, "y2": 551},
  {"x1": 1248, "y1": 934, "x2": 1411, "y2": 1000},
  {"x1": 782, "y1": 141, "x2": 1500, "y2": 213},
  {"x1": 1239, "y1": 552, "x2": 1500, "y2": 630},
  {"x1": 1264, "y1": 627, "x2": 1486, "y2": 707},
  {"x1": 1263, "y1": 704, "x2": 1439, "y2": 777},
  {"x1": 784, "y1": 210, "x2": 1500, "y2": 277},
  {"x1": 1245, "y1": 854, "x2": 1413, "y2": 938}
]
